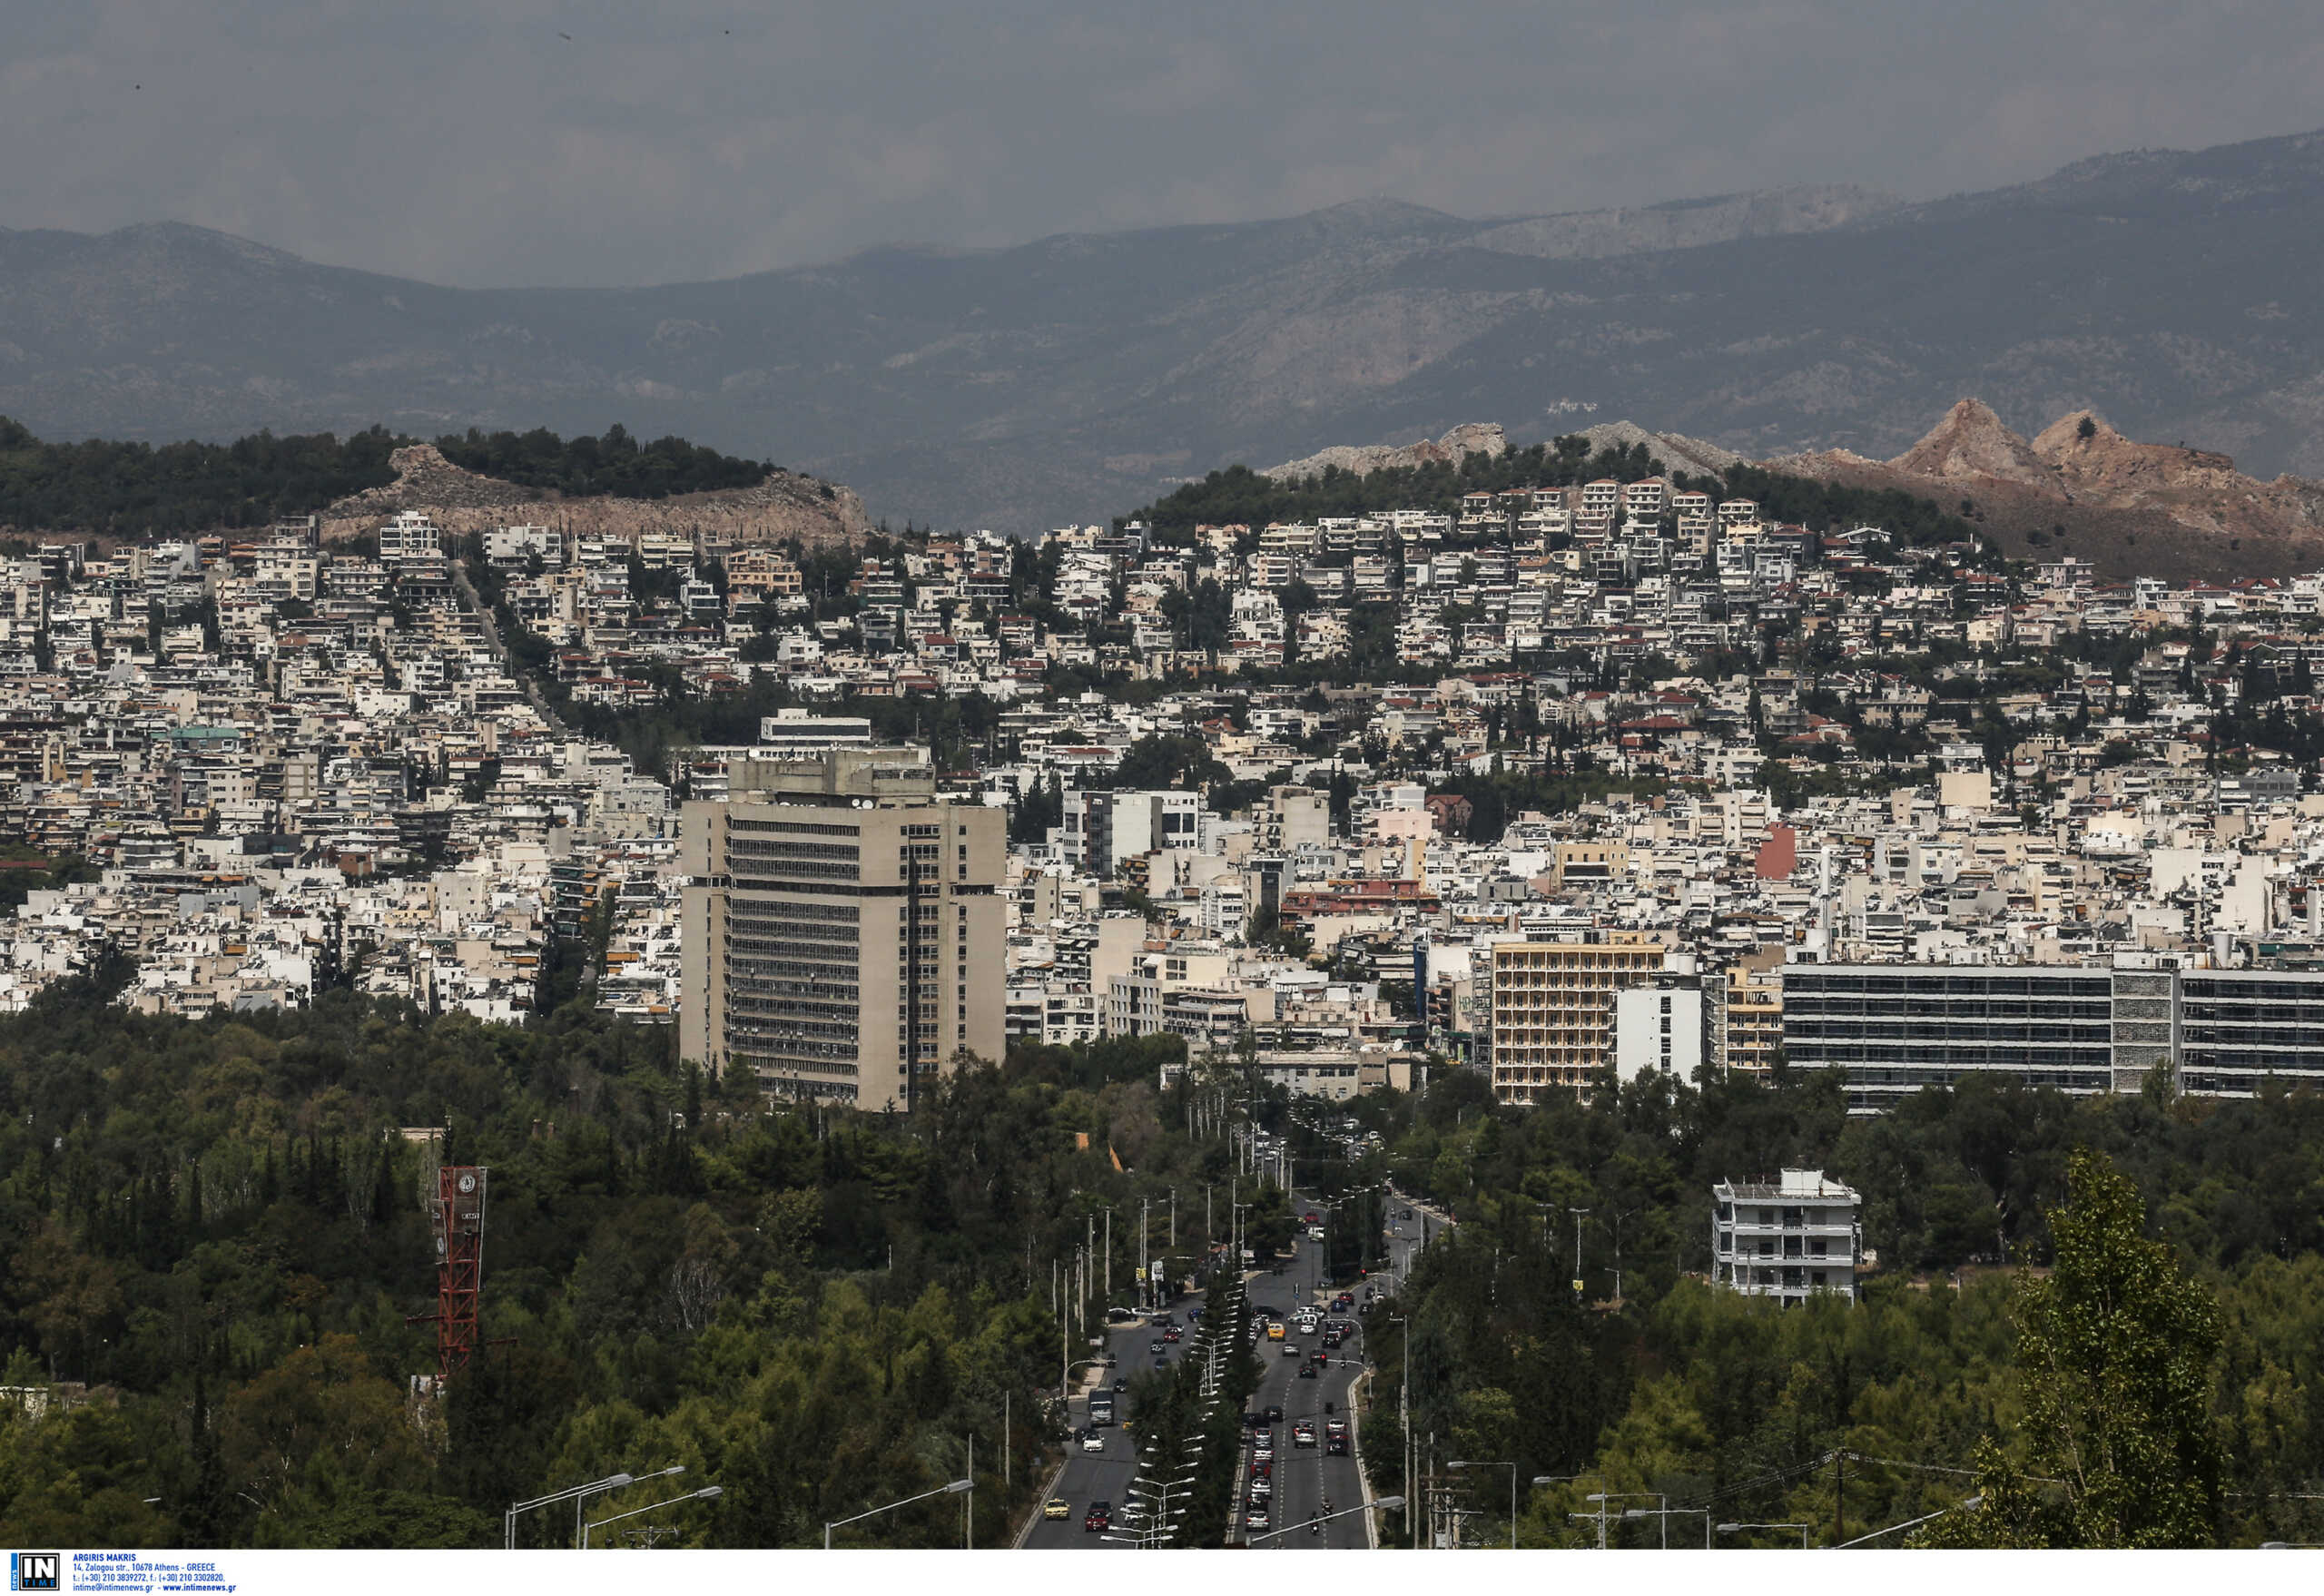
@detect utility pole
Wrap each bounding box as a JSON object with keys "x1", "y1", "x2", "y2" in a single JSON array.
[
  {"x1": 1569, "y1": 1207, "x2": 1590, "y2": 1303},
  {"x1": 1139, "y1": 1197, "x2": 1148, "y2": 1312},
  {"x1": 1105, "y1": 1207, "x2": 1112, "y2": 1310},
  {"x1": 1835, "y1": 1449, "x2": 1844, "y2": 1547}
]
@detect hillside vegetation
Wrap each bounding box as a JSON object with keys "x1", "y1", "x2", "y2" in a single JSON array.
[{"x1": 0, "y1": 419, "x2": 774, "y2": 537}]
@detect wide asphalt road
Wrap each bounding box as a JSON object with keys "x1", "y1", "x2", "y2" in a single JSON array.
[{"x1": 1023, "y1": 1185, "x2": 1443, "y2": 1552}]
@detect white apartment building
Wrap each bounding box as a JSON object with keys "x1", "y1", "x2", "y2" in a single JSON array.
[
  {"x1": 1613, "y1": 982, "x2": 1706, "y2": 1083},
  {"x1": 1711, "y1": 1169, "x2": 1861, "y2": 1305}
]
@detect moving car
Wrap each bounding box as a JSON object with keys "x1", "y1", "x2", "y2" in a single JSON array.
[
  {"x1": 1266, "y1": 1321, "x2": 1285, "y2": 1341},
  {"x1": 1293, "y1": 1423, "x2": 1316, "y2": 1447},
  {"x1": 1282, "y1": 1343, "x2": 1301, "y2": 1357},
  {"x1": 1085, "y1": 1501, "x2": 1111, "y2": 1532},
  {"x1": 1082, "y1": 1431, "x2": 1106, "y2": 1453},
  {"x1": 1150, "y1": 1339, "x2": 1166, "y2": 1354},
  {"x1": 1044, "y1": 1498, "x2": 1071, "y2": 1520},
  {"x1": 1246, "y1": 1507, "x2": 1270, "y2": 1532},
  {"x1": 1296, "y1": 1361, "x2": 1317, "y2": 1378}
]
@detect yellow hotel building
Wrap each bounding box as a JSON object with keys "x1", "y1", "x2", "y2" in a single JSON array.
[{"x1": 1487, "y1": 934, "x2": 1669, "y2": 1102}]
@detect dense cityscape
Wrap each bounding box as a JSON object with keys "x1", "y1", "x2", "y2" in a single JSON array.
[
  {"x1": 5, "y1": 20, "x2": 2324, "y2": 1564},
  {"x1": 1, "y1": 433, "x2": 2320, "y2": 1551}
]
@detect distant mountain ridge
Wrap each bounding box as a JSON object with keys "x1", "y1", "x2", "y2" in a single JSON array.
[{"x1": 5, "y1": 126, "x2": 2324, "y2": 535}]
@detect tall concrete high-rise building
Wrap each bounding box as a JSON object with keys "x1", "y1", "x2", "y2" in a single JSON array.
[
  {"x1": 1483, "y1": 933, "x2": 1669, "y2": 1103},
  {"x1": 681, "y1": 747, "x2": 1005, "y2": 1108}
]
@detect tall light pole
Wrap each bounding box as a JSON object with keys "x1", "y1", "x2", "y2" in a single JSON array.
[
  {"x1": 1446, "y1": 1460, "x2": 1518, "y2": 1549},
  {"x1": 585, "y1": 1484, "x2": 721, "y2": 1548},
  {"x1": 1578, "y1": 1490, "x2": 1654, "y2": 1549},
  {"x1": 1568, "y1": 1207, "x2": 1590, "y2": 1302},
  {"x1": 1533, "y1": 1475, "x2": 1603, "y2": 1550},
  {"x1": 825, "y1": 1479, "x2": 971, "y2": 1548},
  {"x1": 1623, "y1": 1497, "x2": 1700, "y2": 1549},
  {"x1": 1246, "y1": 1496, "x2": 1404, "y2": 1545},
  {"x1": 1392, "y1": 1315, "x2": 1413, "y2": 1550},
  {"x1": 505, "y1": 1469, "x2": 642, "y2": 1550}
]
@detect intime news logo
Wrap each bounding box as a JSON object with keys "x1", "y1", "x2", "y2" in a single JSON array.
[{"x1": 9, "y1": 1553, "x2": 60, "y2": 1592}]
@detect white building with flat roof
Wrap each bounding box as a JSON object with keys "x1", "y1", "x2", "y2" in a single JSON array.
[{"x1": 1711, "y1": 1168, "x2": 1861, "y2": 1305}]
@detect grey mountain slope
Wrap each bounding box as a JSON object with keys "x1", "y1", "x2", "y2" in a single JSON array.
[{"x1": 4, "y1": 128, "x2": 2323, "y2": 533}]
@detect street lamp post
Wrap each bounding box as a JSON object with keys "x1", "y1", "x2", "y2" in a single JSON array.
[
  {"x1": 1446, "y1": 1460, "x2": 1518, "y2": 1549},
  {"x1": 584, "y1": 1485, "x2": 722, "y2": 1548},
  {"x1": 1829, "y1": 1494, "x2": 1983, "y2": 1548},
  {"x1": 1717, "y1": 1521, "x2": 1812, "y2": 1549},
  {"x1": 1246, "y1": 1496, "x2": 1403, "y2": 1544},
  {"x1": 1533, "y1": 1475, "x2": 1603, "y2": 1549},
  {"x1": 1579, "y1": 1491, "x2": 1656, "y2": 1550},
  {"x1": 506, "y1": 1470, "x2": 636, "y2": 1550},
  {"x1": 824, "y1": 1479, "x2": 972, "y2": 1549},
  {"x1": 1625, "y1": 1502, "x2": 1709, "y2": 1549},
  {"x1": 1568, "y1": 1207, "x2": 1590, "y2": 1301},
  {"x1": 1391, "y1": 1315, "x2": 1413, "y2": 1550}
]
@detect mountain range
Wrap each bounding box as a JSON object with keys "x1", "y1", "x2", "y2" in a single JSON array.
[{"x1": 4, "y1": 127, "x2": 2323, "y2": 536}]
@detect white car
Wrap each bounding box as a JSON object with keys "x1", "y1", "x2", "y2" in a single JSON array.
[{"x1": 1082, "y1": 1432, "x2": 1106, "y2": 1453}]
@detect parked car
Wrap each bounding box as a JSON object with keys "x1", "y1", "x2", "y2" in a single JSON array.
[{"x1": 1246, "y1": 1507, "x2": 1271, "y2": 1532}]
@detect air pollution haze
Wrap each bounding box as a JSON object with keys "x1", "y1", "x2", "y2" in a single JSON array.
[{"x1": 5, "y1": 1, "x2": 2322, "y2": 287}]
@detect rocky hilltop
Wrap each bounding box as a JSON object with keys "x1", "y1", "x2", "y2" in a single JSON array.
[
  {"x1": 320, "y1": 444, "x2": 872, "y2": 549},
  {"x1": 1571, "y1": 420, "x2": 1746, "y2": 478},
  {"x1": 1265, "y1": 419, "x2": 1742, "y2": 484},
  {"x1": 1885, "y1": 399, "x2": 2063, "y2": 493},
  {"x1": 1770, "y1": 400, "x2": 2324, "y2": 580},
  {"x1": 1265, "y1": 422, "x2": 1506, "y2": 481}
]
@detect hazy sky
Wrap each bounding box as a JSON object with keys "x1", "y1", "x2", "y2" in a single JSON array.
[{"x1": 5, "y1": 1, "x2": 2320, "y2": 288}]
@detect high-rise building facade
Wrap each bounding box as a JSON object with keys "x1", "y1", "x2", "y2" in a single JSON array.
[
  {"x1": 1484, "y1": 934, "x2": 1668, "y2": 1102},
  {"x1": 681, "y1": 748, "x2": 1006, "y2": 1108},
  {"x1": 1782, "y1": 963, "x2": 2116, "y2": 1111}
]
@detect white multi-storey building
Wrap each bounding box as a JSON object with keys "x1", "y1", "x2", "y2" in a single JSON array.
[{"x1": 1711, "y1": 1169, "x2": 1861, "y2": 1305}]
